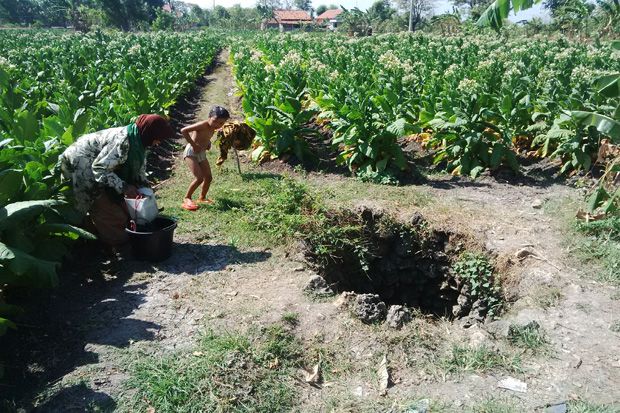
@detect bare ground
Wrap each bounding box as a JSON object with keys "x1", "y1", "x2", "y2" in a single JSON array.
[{"x1": 7, "y1": 51, "x2": 619, "y2": 412}]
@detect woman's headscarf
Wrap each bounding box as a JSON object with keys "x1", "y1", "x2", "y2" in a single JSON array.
[
  {"x1": 135, "y1": 114, "x2": 175, "y2": 146},
  {"x1": 118, "y1": 114, "x2": 174, "y2": 185}
]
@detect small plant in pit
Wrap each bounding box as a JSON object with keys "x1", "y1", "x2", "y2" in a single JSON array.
[{"x1": 452, "y1": 252, "x2": 502, "y2": 317}]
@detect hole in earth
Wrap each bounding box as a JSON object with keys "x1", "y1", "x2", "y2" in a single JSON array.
[{"x1": 301, "y1": 206, "x2": 496, "y2": 320}]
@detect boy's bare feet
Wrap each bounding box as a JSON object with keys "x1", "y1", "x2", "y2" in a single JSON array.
[
  {"x1": 196, "y1": 198, "x2": 215, "y2": 205},
  {"x1": 181, "y1": 198, "x2": 199, "y2": 211}
]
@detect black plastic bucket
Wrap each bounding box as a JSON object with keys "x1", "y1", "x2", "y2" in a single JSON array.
[{"x1": 125, "y1": 216, "x2": 177, "y2": 261}]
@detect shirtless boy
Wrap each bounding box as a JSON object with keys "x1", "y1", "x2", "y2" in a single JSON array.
[{"x1": 180, "y1": 106, "x2": 230, "y2": 211}]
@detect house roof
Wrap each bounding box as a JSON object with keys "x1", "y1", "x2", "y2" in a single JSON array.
[
  {"x1": 316, "y1": 9, "x2": 343, "y2": 21},
  {"x1": 267, "y1": 9, "x2": 312, "y2": 24}
]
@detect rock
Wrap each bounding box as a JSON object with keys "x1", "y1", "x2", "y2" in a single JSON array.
[
  {"x1": 532, "y1": 199, "x2": 544, "y2": 209},
  {"x1": 545, "y1": 403, "x2": 567, "y2": 413},
  {"x1": 293, "y1": 266, "x2": 305, "y2": 272},
  {"x1": 469, "y1": 299, "x2": 488, "y2": 322},
  {"x1": 334, "y1": 291, "x2": 357, "y2": 309},
  {"x1": 484, "y1": 320, "x2": 511, "y2": 338},
  {"x1": 304, "y1": 275, "x2": 334, "y2": 297},
  {"x1": 452, "y1": 292, "x2": 471, "y2": 317},
  {"x1": 467, "y1": 325, "x2": 492, "y2": 347},
  {"x1": 410, "y1": 212, "x2": 425, "y2": 226},
  {"x1": 354, "y1": 203, "x2": 386, "y2": 222},
  {"x1": 353, "y1": 294, "x2": 387, "y2": 324},
  {"x1": 386, "y1": 305, "x2": 412, "y2": 329}
]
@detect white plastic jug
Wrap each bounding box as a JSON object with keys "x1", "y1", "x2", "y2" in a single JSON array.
[{"x1": 125, "y1": 187, "x2": 159, "y2": 225}]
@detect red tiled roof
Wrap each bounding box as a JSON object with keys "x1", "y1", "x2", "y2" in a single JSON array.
[
  {"x1": 267, "y1": 9, "x2": 312, "y2": 24},
  {"x1": 316, "y1": 9, "x2": 343, "y2": 21}
]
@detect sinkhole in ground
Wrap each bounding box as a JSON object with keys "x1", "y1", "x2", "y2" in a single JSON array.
[{"x1": 302, "y1": 206, "x2": 490, "y2": 319}]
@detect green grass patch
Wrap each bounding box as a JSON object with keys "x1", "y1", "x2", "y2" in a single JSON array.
[
  {"x1": 439, "y1": 345, "x2": 522, "y2": 374},
  {"x1": 307, "y1": 174, "x2": 432, "y2": 211},
  {"x1": 156, "y1": 148, "x2": 321, "y2": 248},
  {"x1": 121, "y1": 325, "x2": 302, "y2": 412},
  {"x1": 567, "y1": 399, "x2": 620, "y2": 413},
  {"x1": 546, "y1": 199, "x2": 619, "y2": 286},
  {"x1": 507, "y1": 321, "x2": 549, "y2": 354},
  {"x1": 572, "y1": 216, "x2": 620, "y2": 285},
  {"x1": 281, "y1": 312, "x2": 300, "y2": 327}
]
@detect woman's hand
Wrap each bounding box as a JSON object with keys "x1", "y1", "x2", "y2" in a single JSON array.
[
  {"x1": 123, "y1": 184, "x2": 139, "y2": 198},
  {"x1": 205, "y1": 140, "x2": 211, "y2": 151}
]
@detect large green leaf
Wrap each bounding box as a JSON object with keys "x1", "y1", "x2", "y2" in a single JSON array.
[
  {"x1": 37, "y1": 223, "x2": 96, "y2": 241},
  {"x1": 1, "y1": 245, "x2": 59, "y2": 288},
  {"x1": 0, "y1": 303, "x2": 22, "y2": 317},
  {"x1": 0, "y1": 317, "x2": 17, "y2": 336},
  {"x1": 387, "y1": 118, "x2": 410, "y2": 136},
  {"x1": 596, "y1": 74, "x2": 620, "y2": 100},
  {"x1": 0, "y1": 200, "x2": 63, "y2": 231},
  {"x1": 0, "y1": 169, "x2": 22, "y2": 206},
  {"x1": 572, "y1": 111, "x2": 620, "y2": 141},
  {"x1": 15, "y1": 110, "x2": 40, "y2": 143}
]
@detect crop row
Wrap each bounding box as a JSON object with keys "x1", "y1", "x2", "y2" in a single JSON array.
[
  {"x1": 0, "y1": 30, "x2": 220, "y2": 338},
  {"x1": 232, "y1": 32, "x2": 620, "y2": 184}
]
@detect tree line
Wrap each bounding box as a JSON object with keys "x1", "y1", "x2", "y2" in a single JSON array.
[{"x1": 0, "y1": 0, "x2": 617, "y2": 36}]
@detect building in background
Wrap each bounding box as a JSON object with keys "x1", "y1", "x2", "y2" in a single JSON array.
[
  {"x1": 316, "y1": 8, "x2": 343, "y2": 30},
  {"x1": 263, "y1": 9, "x2": 312, "y2": 31}
]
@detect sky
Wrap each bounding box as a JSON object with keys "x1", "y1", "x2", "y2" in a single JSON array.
[{"x1": 186, "y1": 0, "x2": 549, "y2": 21}]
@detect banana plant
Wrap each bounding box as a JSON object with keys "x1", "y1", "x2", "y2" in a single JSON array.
[{"x1": 476, "y1": 0, "x2": 543, "y2": 30}]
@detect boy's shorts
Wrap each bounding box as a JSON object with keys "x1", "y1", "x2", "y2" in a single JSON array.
[{"x1": 183, "y1": 144, "x2": 207, "y2": 163}]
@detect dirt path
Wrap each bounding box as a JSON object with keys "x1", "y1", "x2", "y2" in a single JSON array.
[{"x1": 18, "y1": 51, "x2": 620, "y2": 412}]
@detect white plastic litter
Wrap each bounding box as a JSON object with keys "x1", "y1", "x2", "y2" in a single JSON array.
[
  {"x1": 125, "y1": 187, "x2": 158, "y2": 225},
  {"x1": 497, "y1": 376, "x2": 527, "y2": 393}
]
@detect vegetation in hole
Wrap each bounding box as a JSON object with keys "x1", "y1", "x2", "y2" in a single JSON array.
[{"x1": 452, "y1": 252, "x2": 502, "y2": 317}]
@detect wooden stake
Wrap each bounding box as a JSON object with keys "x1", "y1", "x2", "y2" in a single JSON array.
[{"x1": 234, "y1": 148, "x2": 242, "y2": 175}]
